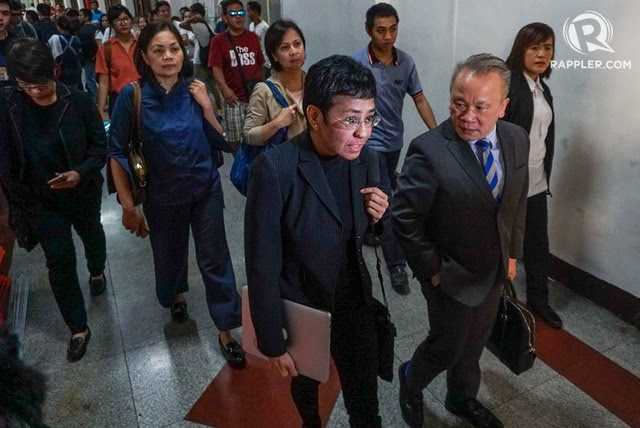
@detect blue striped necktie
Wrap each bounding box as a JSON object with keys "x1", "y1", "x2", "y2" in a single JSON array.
[{"x1": 475, "y1": 139, "x2": 500, "y2": 202}]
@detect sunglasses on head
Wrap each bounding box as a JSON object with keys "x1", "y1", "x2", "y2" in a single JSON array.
[{"x1": 227, "y1": 9, "x2": 245, "y2": 16}]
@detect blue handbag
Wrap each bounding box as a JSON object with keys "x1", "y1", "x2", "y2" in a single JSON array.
[{"x1": 230, "y1": 81, "x2": 290, "y2": 196}]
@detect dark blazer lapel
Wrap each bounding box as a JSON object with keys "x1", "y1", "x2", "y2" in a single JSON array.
[
  {"x1": 443, "y1": 121, "x2": 495, "y2": 205},
  {"x1": 350, "y1": 153, "x2": 368, "y2": 234},
  {"x1": 297, "y1": 132, "x2": 342, "y2": 226}
]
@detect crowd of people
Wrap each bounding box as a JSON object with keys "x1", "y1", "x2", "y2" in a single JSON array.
[{"x1": 0, "y1": 0, "x2": 561, "y2": 427}]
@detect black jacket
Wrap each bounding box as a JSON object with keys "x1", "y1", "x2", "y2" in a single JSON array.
[
  {"x1": 0, "y1": 83, "x2": 106, "y2": 248},
  {"x1": 244, "y1": 131, "x2": 382, "y2": 357},
  {"x1": 392, "y1": 119, "x2": 529, "y2": 307},
  {"x1": 503, "y1": 70, "x2": 555, "y2": 191}
]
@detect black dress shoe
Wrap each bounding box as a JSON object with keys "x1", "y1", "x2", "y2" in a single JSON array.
[
  {"x1": 530, "y1": 304, "x2": 563, "y2": 329},
  {"x1": 219, "y1": 336, "x2": 246, "y2": 369},
  {"x1": 445, "y1": 397, "x2": 503, "y2": 428},
  {"x1": 170, "y1": 301, "x2": 189, "y2": 323},
  {"x1": 67, "y1": 327, "x2": 91, "y2": 363},
  {"x1": 398, "y1": 361, "x2": 423, "y2": 427}
]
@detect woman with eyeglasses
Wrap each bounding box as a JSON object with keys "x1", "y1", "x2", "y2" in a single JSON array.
[
  {"x1": 95, "y1": 5, "x2": 140, "y2": 121},
  {"x1": 0, "y1": 38, "x2": 107, "y2": 363},
  {"x1": 242, "y1": 19, "x2": 306, "y2": 147},
  {"x1": 108, "y1": 22, "x2": 245, "y2": 369},
  {"x1": 245, "y1": 55, "x2": 388, "y2": 427}
]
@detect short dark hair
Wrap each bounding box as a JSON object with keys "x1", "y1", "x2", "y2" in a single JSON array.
[
  {"x1": 365, "y1": 2, "x2": 398, "y2": 31},
  {"x1": 6, "y1": 37, "x2": 55, "y2": 83},
  {"x1": 66, "y1": 8, "x2": 79, "y2": 19},
  {"x1": 303, "y1": 55, "x2": 376, "y2": 123},
  {"x1": 247, "y1": 1, "x2": 260, "y2": 15},
  {"x1": 179, "y1": 6, "x2": 189, "y2": 13},
  {"x1": 506, "y1": 22, "x2": 555, "y2": 79},
  {"x1": 79, "y1": 8, "x2": 92, "y2": 19},
  {"x1": 450, "y1": 53, "x2": 511, "y2": 100},
  {"x1": 55, "y1": 15, "x2": 73, "y2": 32},
  {"x1": 8, "y1": 0, "x2": 22, "y2": 11},
  {"x1": 265, "y1": 19, "x2": 305, "y2": 73},
  {"x1": 107, "y1": 5, "x2": 132, "y2": 25},
  {"x1": 25, "y1": 9, "x2": 38, "y2": 21},
  {"x1": 155, "y1": 0, "x2": 170, "y2": 10},
  {"x1": 135, "y1": 21, "x2": 193, "y2": 80},
  {"x1": 190, "y1": 2, "x2": 205, "y2": 17},
  {"x1": 223, "y1": 0, "x2": 242, "y2": 14},
  {"x1": 36, "y1": 3, "x2": 50, "y2": 16}
]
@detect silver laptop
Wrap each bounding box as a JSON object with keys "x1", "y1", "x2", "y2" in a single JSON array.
[{"x1": 241, "y1": 286, "x2": 332, "y2": 382}]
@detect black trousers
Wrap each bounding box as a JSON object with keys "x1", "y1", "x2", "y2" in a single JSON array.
[
  {"x1": 405, "y1": 280, "x2": 502, "y2": 401},
  {"x1": 291, "y1": 304, "x2": 381, "y2": 428},
  {"x1": 37, "y1": 193, "x2": 106, "y2": 334},
  {"x1": 523, "y1": 192, "x2": 550, "y2": 306},
  {"x1": 373, "y1": 149, "x2": 406, "y2": 272}
]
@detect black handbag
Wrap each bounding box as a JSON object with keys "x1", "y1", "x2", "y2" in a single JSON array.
[
  {"x1": 486, "y1": 279, "x2": 537, "y2": 375},
  {"x1": 127, "y1": 81, "x2": 147, "y2": 206},
  {"x1": 371, "y1": 231, "x2": 397, "y2": 383}
]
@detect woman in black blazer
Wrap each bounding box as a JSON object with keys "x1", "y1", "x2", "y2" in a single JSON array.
[
  {"x1": 245, "y1": 55, "x2": 389, "y2": 427},
  {"x1": 504, "y1": 22, "x2": 562, "y2": 328}
]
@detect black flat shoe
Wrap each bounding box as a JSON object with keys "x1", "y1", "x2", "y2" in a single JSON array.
[
  {"x1": 170, "y1": 301, "x2": 189, "y2": 323},
  {"x1": 445, "y1": 397, "x2": 503, "y2": 428},
  {"x1": 67, "y1": 327, "x2": 91, "y2": 363},
  {"x1": 398, "y1": 361, "x2": 423, "y2": 427},
  {"x1": 219, "y1": 336, "x2": 246, "y2": 369},
  {"x1": 530, "y1": 304, "x2": 563, "y2": 329},
  {"x1": 89, "y1": 273, "x2": 106, "y2": 296}
]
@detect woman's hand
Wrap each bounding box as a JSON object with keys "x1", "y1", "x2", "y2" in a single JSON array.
[
  {"x1": 189, "y1": 80, "x2": 213, "y2": 112},
  {"x1": 49, "y1": 171, "x2": 81, "y2": 189},
  {"x1": 268, "y1": 352, "x2": 298, "y2": 377},
  {"x1": 275, "y1": 105, "x2": 297, "y2": 128},
  {"x1": 122, "y1": 207, "x2": 148, "y2": 238},
  {"x1": 361, "y1": 187, "x2": 388, "y2": 224}
]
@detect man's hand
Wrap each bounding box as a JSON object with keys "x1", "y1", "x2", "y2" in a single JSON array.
[
  {"x1": 49, "y1": 171, "x2": 81, "y2": 189},
  {"x1": 268, "y1": 352, "x2": 298, "y2": 377},
  {"x1": 361, "y1": 187, "x2": 388, "y2": 224},
  {"x1": 431, "y1": 273, "x2": 441, "y2": 287},
  {"x1": 508, "y1": 258, "x2": 517, "y2": 280},
  {"x1": 221, "y1": 85, "x2": 238, "y2": 107}
]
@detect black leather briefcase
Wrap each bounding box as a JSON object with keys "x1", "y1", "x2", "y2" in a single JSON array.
[{"x1": 487, "y1": 280, "x2": 536, "y2": 375}]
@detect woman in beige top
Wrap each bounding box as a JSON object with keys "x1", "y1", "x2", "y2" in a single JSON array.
[{"x1": 242, "y1": 19, "x2": 307, "y2": 145}]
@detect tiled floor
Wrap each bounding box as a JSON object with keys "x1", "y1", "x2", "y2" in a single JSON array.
[{"x1": 8, "y1": 155, "x2": 640, "y2": 427}]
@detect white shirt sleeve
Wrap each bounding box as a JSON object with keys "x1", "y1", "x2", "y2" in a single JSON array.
[{"x1": 48, "y1": 35, "x2": 63, "y2": 58}]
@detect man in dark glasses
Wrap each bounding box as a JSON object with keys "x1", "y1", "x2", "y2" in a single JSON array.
[{"x1": 209, "y1": 0, "x2": 264, "y2": 153}]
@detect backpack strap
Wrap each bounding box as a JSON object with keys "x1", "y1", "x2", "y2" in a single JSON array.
[
  {"x1": 104, "y1": 40, "x2": 112, "y2": 73},
  {"x1": 263, "y1": 80, "x2": 288, "y2": 108}
]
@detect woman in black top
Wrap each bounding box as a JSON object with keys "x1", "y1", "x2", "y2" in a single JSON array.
[
  {"x1": 0, "y1": 38, "x2": 107, "y2": 362},
  {"x1": 504, "y1": 23, "x2": 562, "y2": 328},
  {"x1": 245, "y1": 55, "x2": 388, "y2": 427}
]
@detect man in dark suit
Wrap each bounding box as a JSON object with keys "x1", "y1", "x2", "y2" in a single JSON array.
[
  {"x1": 245, "y1": 55, "x2": 389, "y2": 427},
  {"x1": 392, "y1": 54, "x2": 529, "y2": 428}
]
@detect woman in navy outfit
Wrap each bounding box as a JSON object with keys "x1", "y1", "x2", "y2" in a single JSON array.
[
  {"x1": 108, "y1": 22, "x2": 245, "y2": 368},
  {"x1": 504, "y1": 22, "x2": 562, "y2": 328}
]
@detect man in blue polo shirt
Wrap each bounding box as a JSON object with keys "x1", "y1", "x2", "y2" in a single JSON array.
[{"x1": 353, "y1": 2, "x2": 437, "y2": 293}]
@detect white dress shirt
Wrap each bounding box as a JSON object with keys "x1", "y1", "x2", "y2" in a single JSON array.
[{"x1": 524, "y1": 73, "x2": 553, "y2": 197}]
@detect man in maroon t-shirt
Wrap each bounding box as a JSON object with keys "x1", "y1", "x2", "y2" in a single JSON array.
[{"x1": 209, "y1": 0, "x2": 264, "y2": 152}]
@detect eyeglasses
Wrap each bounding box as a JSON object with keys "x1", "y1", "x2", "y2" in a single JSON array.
[
  {"x1": 322, "y1": 110, "x2": 381, "y2": 130},
  {"x1": 16, "y1": 82, "x2": 51, "y2": 93},
  {"x1": 114, "y1": 17, "x2": 130, "y2": 25},
  {"x1": 227, "y1": 9, "x2": 245, "y2": 17}
]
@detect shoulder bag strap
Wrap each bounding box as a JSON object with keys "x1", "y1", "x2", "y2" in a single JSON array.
[
  {"x1": 130, "y1": 82, "x2": 142, "y2": 152},
  {"x1": 103, "y1": 40, "x2": 112, "y2": 75},
  {"x1": 263, "y1": 80, "x2": 288, "y2": 108},
  {"x1": 225, "y1": 31, "x2": 249, "y2": 88}
]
